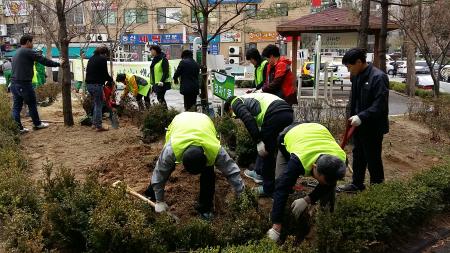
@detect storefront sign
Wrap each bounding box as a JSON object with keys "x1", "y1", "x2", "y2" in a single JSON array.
[
  {"x1": 212, "y1": 71, "x2": 235, "y2": 100},
  {"x1": 121, "y1": 34, "x2": 183, "y2": 44},
  {"x1": 248, "y1": 32, "x2": 278, "y2": 43},
  {"x1": 302, "y1": 33, "x2": 358, "y2": 49},
  {"x1": 209, "y1": 0, "x2": 261, "y2": 3},
  {"x1": 220, "y1": 32, "x2": 241, "y2": 43}
]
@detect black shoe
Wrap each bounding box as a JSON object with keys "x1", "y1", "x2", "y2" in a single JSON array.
[
  {"x1": 336, "y1": 183, "x2": 365, "y2": 193},
  {"x1": 143, "y1": 185, "x2": 156, "y2": 201}
]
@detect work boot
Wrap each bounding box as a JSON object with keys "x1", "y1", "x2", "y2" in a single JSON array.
[
  {"x1": 33, "y1": 122, "x2": 49, "y2": 130},
  {"x1": 336, "y1": 183, "x2": 365, "y2": 193},
  {"x1": 244, "y1": 169, "x2": 263, "y2": 184}
]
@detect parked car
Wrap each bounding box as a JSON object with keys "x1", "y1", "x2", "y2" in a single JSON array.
[
  {"x1": 416, "y1": 75, "x2": 434, "y2": 89},
  {"x1": 440, "y1": 65, "x2": 450, "y2": 82},
  {"x1": 415, "y1": 60, "x2": 430, "y2": 74}
]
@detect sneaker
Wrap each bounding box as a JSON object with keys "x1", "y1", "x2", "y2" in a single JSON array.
[
  {"x1": 199, "y1": 212, "x2": 214, "y2": 221},
  {"x1": 253, "y1": 185, "x2": 271, "y2": 198},
  {"x1": 96, "y1": 126, "x2": 109, "y2": 132},
  {"x1": 19, "y1": 128, "x2": 30, "y2": 134},
  {"x1": 244, "y1": 169, "x2": 263, "y2": 184},
  {"x1": 336, "y1": 183, "x2": 365, "y2": 193},
  {"x1": 33, "y1": 122, "x2": 49, "y2": 130}
]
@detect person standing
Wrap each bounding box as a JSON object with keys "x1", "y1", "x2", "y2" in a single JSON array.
[
  {"x1": 337, "y1": 48, "x2": 389, "y2": 193},
  {"x1": 245, "y1": 48, "x2": 268, "y2": 93},
  {"x1": 173, "y1": 50, "x2": 200, "y2": 111},
  {"x1": 2, "y1": 59, "x2": 12, "y2": 92},
  {"x1": 149, "y1": 45, "x2": 171, "y2": 108},
  {"x1": 261, "y1": 44, "x2": 297, "y2": 105},
  {"x1": 10, "y1": 35, "x2": 61, "y2": 133},
  {"x1": 85, "y1": 46, "x2": 113, "y2": 132}
]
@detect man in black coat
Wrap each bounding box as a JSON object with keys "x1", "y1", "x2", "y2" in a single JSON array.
[
  {"x1": 338, "y1": 48, "x2": 389, "y2": 193},
  {"x1": 173, "y1": 50, "x2": 200, "y2": 111}
]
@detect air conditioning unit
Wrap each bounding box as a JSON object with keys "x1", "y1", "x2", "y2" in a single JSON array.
[
  {"x1": 158, "y1": 24, "x2": 166, "y2": 30},
  {"x1": 86, "y1": 34, "x2": 97, "y2": 42},
  {"x1": 229, "y1": 57, "x2": 240, "y2": 65},
  {"x1": 229, "y1": 46, "x2": 240, "y2": 56},
  {"x1": 0, "y1": 25, "x2": 7, "y2": 37},
  {"x1": 96, "y1": 34, "x2": 108, "y2": 42}
]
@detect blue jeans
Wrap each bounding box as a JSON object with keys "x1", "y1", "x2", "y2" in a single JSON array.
[
  {"x1": 11, "y1": 81, "x2": 41, "y2": 129},
  {"x1": 87, "y1": 83, "x2": 103, "y2": 128}
]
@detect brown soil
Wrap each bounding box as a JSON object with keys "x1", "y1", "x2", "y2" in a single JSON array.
[{"x1": 20, "y1": 97, "x2": 450, "y2": 222}]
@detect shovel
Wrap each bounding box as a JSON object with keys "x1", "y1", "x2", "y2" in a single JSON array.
[
  {"x1": 110, "y1": 111, "x2": 119, "y2": 129},
  {"x1": 340, "y1": 122, "x2": 356, "y2": 174},
  {"x1": 112, "y1": 180, "x2": 180, "y2": 223}
]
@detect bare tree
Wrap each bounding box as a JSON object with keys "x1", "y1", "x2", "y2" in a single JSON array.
[
  {"x1": 358, "y1": 0, "x2": 371, "y2": 49},
  {"x1": 151, "y1": 0, "x2": 307, "y2": 107},
  {"x1": 392, "y1": 0, "x2": 450, "y2": 97},
  {"x1": 89, "y1": 0, "x2": 148, "y2": 76},
  {"x1": 29, "y1": 0, "x2": 92, "y2": 126}
]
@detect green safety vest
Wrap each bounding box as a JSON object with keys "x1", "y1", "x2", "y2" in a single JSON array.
[
  {"x1": 283, "y1": 123, "x2": 346, "y2": 175},
  {"x1": 126, "y1": 74, "x2": 151, "y2": 96},
  {"x1": 151, "y1": 59, "x2": 172, "y2": 84},
  {"x1": 231, "y1": 93, "x2": 282, "y2": 127},
  {"x1": 32, "y1": 64, "x2": 38, "y2": 86},
  {"x1": 166, "y1": 112, "x2": 221, "y2": 166},
  {"x1": 255, "y1": 60, "x2": 268, "y2": 86}
]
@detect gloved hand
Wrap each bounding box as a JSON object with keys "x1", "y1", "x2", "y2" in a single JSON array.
[
  {"x1": 291, "y1": 198, "x2": 309, "y2": 219},
  {"x1": 155, "y1": 202, "x2": 169, "y2": 213},
  {"x1": 245, "y1": 88, "x2": 256, "y2": 94},
  {"x1": 158, "y1": 82, "x2": 164, "y2": 87},
  {"x1": 349, "y1": 115, "x2": 362, "y2": 126},
  {"x1": 257, "y1": 141, "x2": 268, "y2": 157},
  {"x1": 266, "y1": 228, "x2": 280, "y2": 242},
  {"x1": 254, "y1": 89, "x2": 263, "y2": 93}
]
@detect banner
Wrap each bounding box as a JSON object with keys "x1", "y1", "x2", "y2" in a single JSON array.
[
  {"x1": 212, "y1": 71, "x2": 235, "y2": 100},
  {"x1": 121, "y1": 33, "x2": 183, "y2": 44},
  {"x1": 248, "y1": 32, "x2": 278, "y2": 43},
  {"x1": 301, "y1": 33, "x2": 358, "y2": 49},
  {"x1": 220, "y1": 32, "x2": 241, "y2": 43},
  {"x1": 4, "y1": 1, "x2": 29, "y2": 16}
]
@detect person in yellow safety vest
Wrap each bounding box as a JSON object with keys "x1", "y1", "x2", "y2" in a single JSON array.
[
  {"x1": 266, "y1": 123, "x2": 347, "y2": 242},
  {"x1": 245, "y1": 48, "x2": 268, "y2": 94},
  {"x1": 116, "y1": 73, "x2": 152, "y2": 110},
  {"x1": 143, "y1": 112, "x2": 245, "y2": 220},
  {"x1": 149, "y1": 45, "x2": 171, "y2": 108},
  {"x1": 224, "y1": 93, "x2": 293, "y2": 197}
]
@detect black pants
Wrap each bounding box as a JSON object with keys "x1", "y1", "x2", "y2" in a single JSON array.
[
  {"x1": 136, "y1": 92, "x2": 150, "y2": 109},
  {"x1": 197, "y1": 166, "x2": 216, "y2": 213},
  {"x1": 255, "y1": 110, "x2": 294, "y2": 195},
  {"x1": 183, "y1": 94, "x2": 197, "y2": 111},
  {"x1": 352, "y1": 131, "x2": 385, "y2": 188},
  {"x1": 153, "y1": 86, "x2": 167, "y2": 108}
]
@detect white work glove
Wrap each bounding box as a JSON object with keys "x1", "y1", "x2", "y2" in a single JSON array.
[
  {"x1": 257, "y1": 141, "x2": 268, "y2": 157},
  {"x1": 291, "y1": 198, "x2": 309, "y2": 219},
  {"x1": 254, "y1": 89, "x2": 263, "y2": 93},
  {"x1": 266, "y1": 228, "x2": 280, "y2": 242},
  {"x1": 155, "y1": 201, "x2": 169, "y2": 213},
  {"x1": 349, "y1": 115, "x2": 362, "y2": 126},
  {"x1": 158, "y1": 81, "x2": 164, "y2": 87}
]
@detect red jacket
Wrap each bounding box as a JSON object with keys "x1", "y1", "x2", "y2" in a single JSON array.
[
  {"x1": 263, "y1": 57, "x2": 297, "y2": 105},
  {"x1": 103, "y1": 86, "x2": 116, "y2": 109}
]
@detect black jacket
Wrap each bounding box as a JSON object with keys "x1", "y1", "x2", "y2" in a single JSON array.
[
  {"x1": 85, "y1": 55, "x2": 113, "y2": 84},
  {"x1": 232, "y1": 98, "x2": 292, "y2": 142},
  {"x1": 12, "y1": 47, "x2": 60, "y2": 83},
  {"x1": 173, "y1": 58, "x2": 200, "y2": 95},
  {"x1": 150, "y1": 53, "x2": 171, "y2": 90},
  {"x1": 350, "y1": 64, "x2": 389, "y2": 135}
]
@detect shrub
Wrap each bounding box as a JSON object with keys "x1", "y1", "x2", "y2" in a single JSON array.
[
  {"x1": 415, "y1": 88, "x2": 433, "y2": 98},
  {"x1": 0, "y1": 86, "x2": 19, "y2": 136},
  {"x1": 34, "y1": 82, "x2": 60, "y2": 106},
  {"x1": 389, "y1": 81, "x2": 406, "y2": 93},
  {"x1": 197, "y1": 238, "x2": 318, "y2": 253},
  {"x1": 214, "y1": 115, "x2": 237, "y2": 151},
  {"x1": 235, "y1": 80, "x2": 254, "y2": 88},
  {"x1": 413, "y1": 165, "x2": 450, "y2": 206},
  {"x1": 3, "y1": 209, "x2": 44, "y2": 253},
  {"x1": 175, "y1": 219, "x2": 216, "y2": 251},
  {"x1": 141, "y1": 104, "x2": 179, "y2": 143},
  {"x1": 235, "y1": 121, "x2": 257, "y2": 167}
]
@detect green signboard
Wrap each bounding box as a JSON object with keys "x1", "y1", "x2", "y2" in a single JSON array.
[{"x1": 212, "y1": 71, "x2": 235, "y2": 100}]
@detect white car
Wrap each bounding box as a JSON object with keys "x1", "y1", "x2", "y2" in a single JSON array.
[
  {"x1": 416, "y1": 75, "x2": 434, "y2": 89},
  {"x1": 387, "y1": 61, "x2": 406, "y2": 76}
]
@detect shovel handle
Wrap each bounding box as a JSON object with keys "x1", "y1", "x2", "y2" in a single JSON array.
[{"x1": 340, "y1": 122, "x2": 356, "y2": 149}]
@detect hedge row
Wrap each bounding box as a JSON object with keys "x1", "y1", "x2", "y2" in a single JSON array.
[{"x1": 389, "y1": 81, "x2": 433, "y2": 98}]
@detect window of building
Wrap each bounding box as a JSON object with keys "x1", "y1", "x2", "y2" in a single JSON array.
[
  {"x1": 93, "y1": 10, "x2": 117, "y2": 25},
  {"x1": 157, "y1": 7, "x2": 182, "y2": 24},
  {"x1": 67, "y1": 5, "x2": 84, "y2": 25},
  {"x1": 276, "y1": 3, "x2": 288, "y2": 16},
  {"x1": 244, "y1": 4, "x2": 257, "y2": 18},
  {"x1": 125, "y1": 8, "x2": 148, "y2": 24}
]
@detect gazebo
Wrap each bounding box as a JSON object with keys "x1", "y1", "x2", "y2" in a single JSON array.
[{"x1": 276, "y1": 7, "x2": 399, "y2": 78}]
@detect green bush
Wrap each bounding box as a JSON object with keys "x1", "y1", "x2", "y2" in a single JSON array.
[
  {"x1": 415, "y1": 88, "x2": 433, "y2": 98},
  {"x1": 235, "y1": 121, "x2": 257, "y2": 167},
  {"x1": 0, "y1": 86, "x2": 19, "y2": 136},
  {"x1": 235, "y1": 80, "x2": 254, "y2": 88},
  {"x1": 214, "y1": 115, "x2": 237, "y2": 151},
  {"x1": 3, "y1": 209, "x2": 44, "y2": 253},
  {"x1": 316, "y1": 180, "x2": 442, "y2": 252},
  {"x1": 34, "y1": 82, "x2": 60, "y2": 106},
  {"x1": 413, "y1": 165, "x2": 450, "y2": 206},
  {"x1": 389, "y1": 81, "x2": 406, "y2": 93},
  {"x1": 141, "y1": 104, "x2": 179, "y2": 143},
  {"x1": 197, "y1": 238, "x2": 318, "y2": 253}
]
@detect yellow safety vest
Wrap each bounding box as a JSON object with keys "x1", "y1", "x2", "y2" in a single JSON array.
[
  {"x1": 166, "y1": 112, "x2": 221, "y2": 166},
  {"x1": 283, "y1": 123, "x2": 346, "y2": 175},
  {"x1": 231, "y1": 93, "x2": 282, "y2": 127},
  {"x1": 255, "y1": 60, "x2": 268, "y2": 87},
  {"x1": 125, "y1": 74, "x2": 151, "y2": 96},
  {"x1": 151, "y1": 59, "x2": 172, "y2": 84}
]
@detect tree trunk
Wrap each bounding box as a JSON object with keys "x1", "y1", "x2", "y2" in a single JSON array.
[
  {"x1": 45, "y1": 36, "x2": 53, "y2": 83},
  {"x1": 56, "y1": 0, "x2": 74, "y2": 126},
  {"x1": 405, "y1": 38, "x2": 416, "y2": 97},
  {"x1": 358, "y1": 0, "x2": 370, "y2": 49},
  {"x1": 379, "y1": 0, "x2": 388, "y2": 73},
  {"x1": 200, "y1": 10, "x2": 209, "y2": 108}
]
